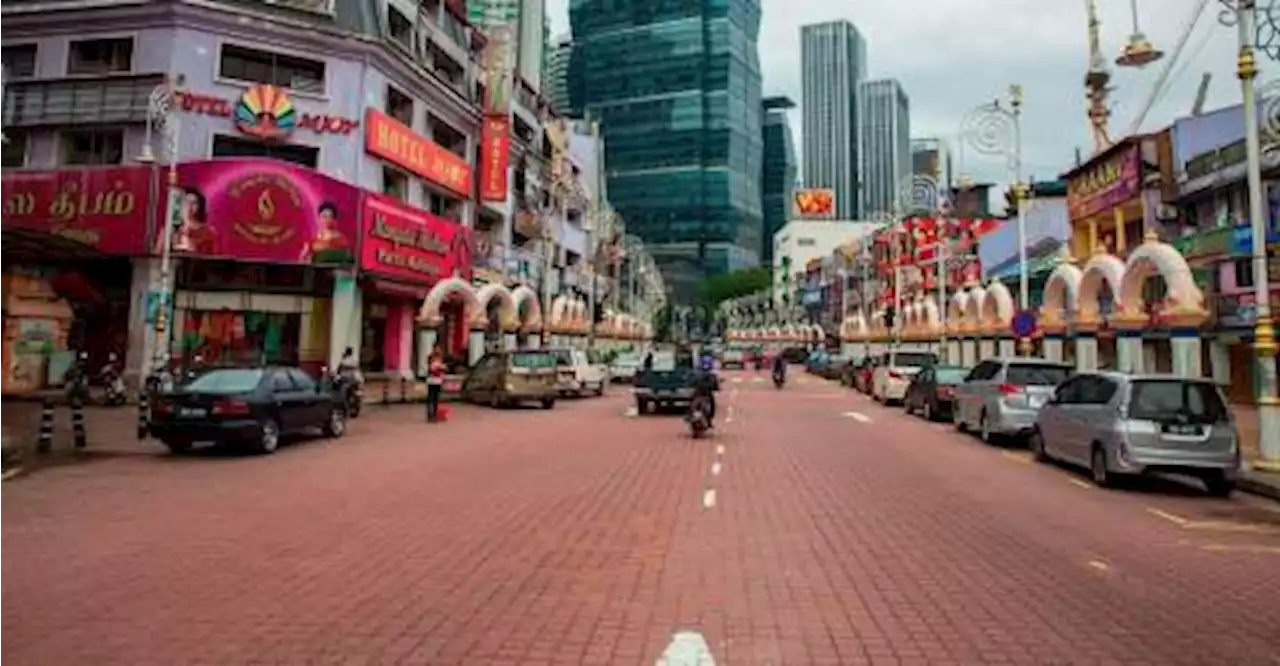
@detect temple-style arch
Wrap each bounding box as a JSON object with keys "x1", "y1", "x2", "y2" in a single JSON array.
[
  {"x1": 473, "y1": 283, "x2": 519, "y2": 331},
  {"x1": 947, "y1": 291, "x2": 971, "y2": 334},
  {"x1": 965, "y1": 286, "x2": 988, "y2": 332},
  {"x1": 1118, "y1": 234, "x2": 1207, "y2": 320},
  {"x1": 1076, "y1": 253, "x2": 1126, "y2": 326},
  {"x1": 919, "y1": 296, "x2": 942, "y2": 332},
  {"x1": 510, "y1": 284, "x2": 543, "y2": 331},
  {"x1": 1040, "y1": 263, "x2": 1083, "y2": 331},
  {"x1": 981, "y1": 281, "x2": 1016, "y2": 335},
  {"x1": 550, "y1": 295, "x2": 571, "y2": 325},
  {"x1": 419, "y1": 276, "x2": 479, "y2": 325}
]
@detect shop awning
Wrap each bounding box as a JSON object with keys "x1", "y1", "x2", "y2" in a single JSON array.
[{"x1": 2, "y1": 228, "x2": 111, "y2": 263}]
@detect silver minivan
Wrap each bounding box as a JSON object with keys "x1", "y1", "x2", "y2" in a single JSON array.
[
  {"x1": 1030, "y1": 373, "x2": 1240, "y2": 496},
  {"x1": 953, "y1": 357, "x2": 1074, "y2": 443}
]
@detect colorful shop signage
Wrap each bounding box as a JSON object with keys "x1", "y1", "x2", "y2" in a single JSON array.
[
  {"x1": 1066, "y1": 145, "x2": 1141, "y2": 219},
  {"x1": 1, "y1": 167, "x2": 151, "y2": 255},
  {"x1": 480, "y1": 115, "x2": 511, "y2": 202},
  {"x1": 793, "y1": 188, "x2": 835, "y2": 217},
  {"x1": 364, "y1": 108, "x2": 472, "y2": 198},
  {"x1": 173, "y1": 84, "x2": 359, "y2": 139},
  {"x1": 161, "y1": 159, "x2": 359, "y2": 264},
  {"x1": 360, "y1": 192, "x2": 473, "y2": 284}
]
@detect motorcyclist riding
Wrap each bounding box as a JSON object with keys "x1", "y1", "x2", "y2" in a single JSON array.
[
  {"x1": 772, "y1": 353, "x2": 787, "y2": 385},
  {"x1": 690, "y1": 352, "x2": 719, "y2": 425}
]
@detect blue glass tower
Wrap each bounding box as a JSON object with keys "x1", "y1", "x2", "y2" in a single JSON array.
[
  {"x1": 761, "y1": 95, "x2": 796, "y2": 265},
  {"x1": 569, "y1": 0, "x2": 763, "y2": 303}
]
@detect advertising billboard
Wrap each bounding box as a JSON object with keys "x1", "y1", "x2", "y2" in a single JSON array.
[{"x1": 793, "y1": 188, "x2": 835, "y2": 217}]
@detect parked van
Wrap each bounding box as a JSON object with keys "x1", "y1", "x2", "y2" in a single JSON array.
[{"x1": 461, "y1": 350, "x2": 559, "y2": 409}]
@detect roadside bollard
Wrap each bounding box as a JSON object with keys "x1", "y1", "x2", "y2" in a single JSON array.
[
  {"x1": 400, "y1": 376, "x2": 408, "y2": 404},
  {"x1": 137, "y1": 391, "x2": 150, "y2": 440},
  {"x1": 381, "y1": 379, "x2": 390, "y2": 406},
  {"x1": 37, "y1": 398, "x2": 54, "y2": 454},
  {"x1": 71, "y1": 396, "x2": 87, "y2": 449}
]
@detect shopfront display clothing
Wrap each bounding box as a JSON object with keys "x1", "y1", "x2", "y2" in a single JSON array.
[{"x1": 181, "y1": 309, "x2": 300, "y2": 366}]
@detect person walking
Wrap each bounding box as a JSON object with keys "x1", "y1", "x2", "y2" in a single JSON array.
[{"x1": 425, "y1": 347, "x2": 446, "y2": 422}]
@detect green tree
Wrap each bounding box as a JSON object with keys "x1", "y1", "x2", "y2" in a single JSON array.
[{"x1": 697, "y1": 267, "x2": 772, "y2": 307}]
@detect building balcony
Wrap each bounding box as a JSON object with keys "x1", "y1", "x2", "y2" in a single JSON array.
[{"x1": 2, "y1": 73, "x2": 165, "y2": 129}]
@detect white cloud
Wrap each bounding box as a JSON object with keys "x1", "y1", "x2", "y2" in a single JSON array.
[{"x1": 547, "y1": 0, "x2": 1244, "y2": 197}]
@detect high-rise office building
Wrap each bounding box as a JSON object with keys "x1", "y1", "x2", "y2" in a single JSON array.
[
  {"x1": 858, "y1": 78, "x2": 911, "y2": 215},
  {"x1": 570, "y1": 0, "x2": 764, "y2": 302},
  {"x1": 470, "y1": 0, "x2": 545, "y2": 91},
  {"x1": 800, "y1": 20, "x2": 867, "y2": 219},
  {"x1": 545, "y1": 36, "x2": 573, "y2": 115},
  {"x1": 761, "y1": 96, "x2": 797, "y2": 264}
]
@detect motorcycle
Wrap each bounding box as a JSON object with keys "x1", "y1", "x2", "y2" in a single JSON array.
[
  {"x1": 687, "y1": 395, "x2": 712, "y2": 438},
  {"x1": 324, "y1": 366, "x2": 364, "y2": 418},
  {"x1": 99, "y1": 358, "x2": 127, "y2": 404}
]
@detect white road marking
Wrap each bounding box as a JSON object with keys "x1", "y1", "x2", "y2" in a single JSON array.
[
  {"x1": 702, "y1": 489, "x2": 717, "y2": 508},
  {"x1": 842, "y1": 411, "x2": 872, "y2": 423},
  {"x1": 711, "y1": 462, "x2": 722, "y2": 476},
  {"x1": 715, "y1": 444, "x2": 725, "y2": 455},
  {"x1": 624, "y1": 407, "x2": 639, "y2": 417},
  {"x1": 751, "y1": 377, "x2": 765, "y2": 383},
  {"x1": 731, "y1": 377, "x2": 743, "y2": 384},
  {"x1": 656, "y1": 630, "x2": 717, "y2": 666}
]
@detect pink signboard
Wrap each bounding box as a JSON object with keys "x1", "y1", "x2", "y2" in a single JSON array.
[
  {"x1": 360, "y1": 192, "x2": 472, "y2": 285},
  {"x1": 1067, "y1": 146, "x2": 1142, "y2": 220},
  {"x1": 159, "y1": 159, "x2": 360, "y2": 265},
  {"x1": 2, "y1": 167, "x2": 152, "y2": 255}
]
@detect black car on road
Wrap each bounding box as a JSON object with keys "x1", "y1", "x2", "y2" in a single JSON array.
[
  {"x1": 903, "y1": 364, "x2": 970, "y2": 421},
  {"x1": 150, "y1": 366, "x2": 345, "y2": 454}
]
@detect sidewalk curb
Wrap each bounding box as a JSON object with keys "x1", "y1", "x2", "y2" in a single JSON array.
[
  {"x1": 1238, "y1": 475, "x2": 1280, "y2": 502},
  {"x1": 2, "y1": 467, "x2": 26, "y2": 482}
]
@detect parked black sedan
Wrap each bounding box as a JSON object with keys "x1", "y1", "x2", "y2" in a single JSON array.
[
  {"x1": 903, "y1": 364, "x2": 970, "y2": 421},
  {"x1": 150, "y1": 366, "x2": 345, "y2": 454}
]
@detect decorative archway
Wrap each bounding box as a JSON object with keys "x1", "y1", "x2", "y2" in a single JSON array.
[
  {"x1": 1116, "y1": 234, "x2": 1209, "y2": 327},
  {"x1": 871, "y1": 309, "x2": 887, "y2": 339},
  {"x1": 474, "y1": 283, "x2": 520, "y2": 331},
  {"x1": 981, "y1": 281, "x2": 1016, "y2": 336},
  {"x1": 419, "y1": 276, "x2": 480, "y2": 325},
  {"x1": 919, "y1": 296, "x2": 942, "y2": 334},
  {"x1": 1040, "y1": 263, "x2": 1083, "y2": 333},
  {"x1": 964, "y1": 286, "x2": 988, "y2": 334},
  {"x1": 1075, "y1": 253, "x2": 1126, "y2": 328},
  {"x1": 947, "y1": 291, "x2": 971, "y2": 335},
  {"x1": 510, "y1": 284, "x2": 543, "y2": 332}
]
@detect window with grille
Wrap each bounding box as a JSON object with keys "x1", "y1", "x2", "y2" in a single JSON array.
[
  {"x1": 386, "y1": 85, "x2": 414, "y2": 126},
  {"x1": 67, "y1": 38, "x2": 133, "y2": 76},
  {"x1": 60, "y1": 128, "x2": 124, "y2": 165},
  {"x1": 218, "y1": 44, "x2": 325, "y2": 95},
  {"x1": 2, "y1": 45, "x2": 37, "y2": 79},
  {"x1": 382, "y1": 166, "x2": 409, "y2": 201}
]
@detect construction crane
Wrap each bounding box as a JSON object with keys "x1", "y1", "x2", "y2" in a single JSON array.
[
  {"x1": 1192, "y1": 73, "x2": 1212, "y2": 116},
  {"x1": 1083, "y1": 0, "x2": 1115, "y2": 153}
]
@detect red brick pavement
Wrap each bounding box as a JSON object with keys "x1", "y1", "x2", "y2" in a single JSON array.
[{"x1": 3, "y1": 374, "x2": 1280, "y2": 665}]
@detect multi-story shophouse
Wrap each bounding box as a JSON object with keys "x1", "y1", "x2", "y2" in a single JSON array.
[
  {"x1": 1169, "y1": 103, "x2": 1280, "y2": 406},
  {"x1": 0, "y1": 0, "x2": 545, "y2": 393}
]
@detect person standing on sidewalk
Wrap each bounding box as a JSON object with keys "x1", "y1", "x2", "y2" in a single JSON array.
[{"x1": 425, "y1": 347, "x2": 446, "y2": 422}]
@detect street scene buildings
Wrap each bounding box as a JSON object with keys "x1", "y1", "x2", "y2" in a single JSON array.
[{"x1": 3, "y1": 0, "x2": 1280, "y2": 663}]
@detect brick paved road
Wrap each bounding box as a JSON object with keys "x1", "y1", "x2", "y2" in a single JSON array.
[{"x1": 4, "y1": 372, "x2": 1279, "y2": 665}]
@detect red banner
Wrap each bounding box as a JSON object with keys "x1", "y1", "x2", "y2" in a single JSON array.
[
  {"x1": 480, "y1": 115, "x2": 511, "y2": 202},
  {"x1": 364, "y1": 108, "x2": 472, "y2": 198},
  {"x1": 2, "y1": 167, "x2": 151, "y2": 255},
  {"x1": 360, "y1": 192, "x2": 473, "y2": 284}
]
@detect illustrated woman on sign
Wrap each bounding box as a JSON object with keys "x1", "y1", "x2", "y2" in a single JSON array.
[
  {"x1": 165, "y1": 188, "x2": 217, "y2": 255},
  {"x1": 300, "y1": 201, "x2": 353, "y2": 264}
]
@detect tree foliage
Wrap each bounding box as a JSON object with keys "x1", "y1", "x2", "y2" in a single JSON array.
[{"x1": 697, "y1": 267, "x2": 772, "y2": 307}]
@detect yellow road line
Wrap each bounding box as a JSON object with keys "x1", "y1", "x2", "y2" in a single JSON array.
[
  {"x1": 1086, "y1": 559, "x2": 1111, "y2": 571},
  {"x1": 1067, "y1": 478, "x2": 1093, "y2": 490},
  {"x1": 1146, "y1": 508, "x2": 1279, "y2": 534}
]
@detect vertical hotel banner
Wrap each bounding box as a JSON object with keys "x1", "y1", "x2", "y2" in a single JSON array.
[
  {"x1": 481, "y1": 24, "x2": 516, "y2": 115},
  {"x1": 480, "y1": 115, "x2": 511, "y2": 202},
  {"x1": 793, "y1": 188, "x2": 836, "y2": 218}
]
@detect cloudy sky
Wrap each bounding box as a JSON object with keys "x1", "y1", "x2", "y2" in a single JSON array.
[{"x1": 546, "y1": 0, "x2": 1243, "y2": 199}]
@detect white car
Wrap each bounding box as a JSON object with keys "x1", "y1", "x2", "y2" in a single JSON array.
[
  {"x1": 551, "y1": 348, "x2": 608, "y2": 397},
  {"x1": 871, "y1": 351, "x2": 939, "y2": 404},
  {"x1": 609, "y1": 352, "x2": 642, "y2": 383}
]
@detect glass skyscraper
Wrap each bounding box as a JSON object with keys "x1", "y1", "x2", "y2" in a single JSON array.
[
  {"x1": 761, "y1": 96, "x2": 797, "y2": 265},
  {"x1": 569, "y1": 0, "x2": 764, "y2": 303}
]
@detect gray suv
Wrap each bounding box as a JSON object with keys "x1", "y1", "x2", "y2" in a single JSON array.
[
  {"x1": 953, "y1": 357, "x2": 1074, "y2": 443},
  {"x1": 1030, "y1": 373, "x2": 1240, "y2": 495}
]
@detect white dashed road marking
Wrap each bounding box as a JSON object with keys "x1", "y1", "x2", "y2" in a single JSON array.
[
  {"x1": 715, "y1": 444, "x2": 725, "y2": 455},
  {"x1": 656, "y1": 630, "x2": 717, "y2": 666},
  {"x1": 702, "y1": 489, "x2": 717, "y2": 508},
  {"x1": 711, "y1": 462, "x2": 722, "y2": 476},
  {"x1": 842, "y1": 411, "x2": 872, "y2": 423}
]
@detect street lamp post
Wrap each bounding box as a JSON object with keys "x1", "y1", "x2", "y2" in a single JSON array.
[
  {"x1": 1220, "y1": 0, "x2": 1280, "y2": 469},
  {"x1": 139, "y1": 80, "x2": 181, "y2": 387},
  {"x1": 961, "y1": 85, "x2": 1029, "y2": 355}
]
